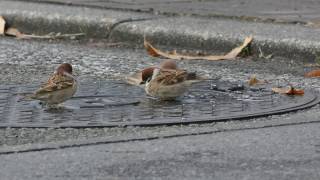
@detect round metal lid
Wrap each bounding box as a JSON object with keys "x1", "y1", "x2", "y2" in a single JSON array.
[{"x1": 0, "y1": 80, "x2": 318, "y2": 128}]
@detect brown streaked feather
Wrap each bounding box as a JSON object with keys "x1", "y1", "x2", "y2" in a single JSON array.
[
  {"x1": 152, "y1": 69, "x2": 188, "y2": 86},
  {"x1": 35, "y1": 73, "x2": 74, "y2": 95},
  {"x1": 145, "y1": 69, "x2": 190, "y2": 100},
  {"x1": 160, "y1": 60, "x2": 177, "y2": 70}
]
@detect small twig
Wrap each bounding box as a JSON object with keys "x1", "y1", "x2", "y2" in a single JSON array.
[{"x1": 258, "y1": 47, "x2": 273, "y2": 59}]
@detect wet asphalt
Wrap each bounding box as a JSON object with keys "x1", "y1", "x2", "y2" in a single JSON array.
[
  {"x1": 1, "y1": 37, "x2": 320, "y2": 179},
  {"x1": 0, "y1": 37, "x2": 314, "y2": 84},
  {"x1": 2, "y1": 121, "x2": 320, "y2": 180}
]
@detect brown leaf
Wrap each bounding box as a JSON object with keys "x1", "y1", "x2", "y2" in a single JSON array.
[
  {"x1": 144, "y1": 38, "x2": 161, "y2": 57},
  {"x1": 23, "y1": 32, "x2": 85, "y2": 39},
  {"x1": 272, "y1": 86, "x2": 304, "y2": 96},
  {"x1": 305, "y1": 69, "x2": 320, "y2": 77},
  {"x1": 125, "y1": 71, "x2": 143, "y2": 86},
  {"x1": 306, "y1": 19, "x2": 320, "y2": 28},
  {"x1": 0, "y1": 16, "x2": 5, "y2": 35},
  {"x1": 248, "y1": 75, "x2": 267, "y2": 86},
  {"x1": 144, "y1": 36, "x2": 253, "y2": 61},
  {"x1": 5, "y1": 28, "x2": 85, "y2": 40},
  {"x1": 5, "y1": 27, "x2": 27, "y2": 39}
]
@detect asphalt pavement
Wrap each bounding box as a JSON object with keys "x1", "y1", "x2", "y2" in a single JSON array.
[
  {"x1": 1, "y1": 121, "x2": 320, "y2": 180},
  {"x1": 16, "y1": 0, "x2": 320, "y2": 24},
  {"x1": 1, "y1": 1, "x2": 320, "y2": 60},
  {"x1": 0, "y1": 36, "x2": 320, "y2": 179},
  {"x1": 1, "y1": 0, "x2": 320, "y2": 179}
]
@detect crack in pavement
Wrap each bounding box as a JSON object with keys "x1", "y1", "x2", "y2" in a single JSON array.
[{"x1": 106, "y1": 17, "x2": 160, "y2": 40}]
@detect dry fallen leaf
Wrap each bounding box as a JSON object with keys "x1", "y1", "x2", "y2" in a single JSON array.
[
  {"x1": 305, "y1": 69, "x2": 320, "y2": 77},
  {"x1": 272, "y1": 86, "x2": 304, "y2": 95},
  {"x1": 5, "y1": 27, "x2": 27, "y2": 39},
  {"x1": 248, "y1": 76, "x2": 267, "y2": 86},
  {"x1": 23, "y1": 32, "x2": 85, "y2": 39},
  {"x1": 0, "y1": 16, "x2": 5, "y2": 35},
  {"x1": 144, "y1": 36, "x2": 253, "y2": 61},
  {"x1": 5, "y1": 29, "x2": 85, "y2": 40},
  {"x1": 0, "y1": 18, "x2": 84, "y2": 40},
  {"x1": 145, "y1": 41, "x2": 161, "y2": 57},
  {"x1": 125, "y1": 71, "x2": 143, "y2": 85},
  {"x1": 306, "y1": 20, "x2": 320, "y2": 28}
]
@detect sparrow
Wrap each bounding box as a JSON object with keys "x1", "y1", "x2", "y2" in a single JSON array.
[
  {"x1": 140, "y1": 60, "x2": 196, "y2": 84},
  {"x1": 142, "y1": 60, "x2": 193, "y2": 100},
  {"x1": 27, "y1": 63, "x2": 77, "y2": 107},
  {"x1": 159, "y1": 59, "x2": 177, "y2": 70}
]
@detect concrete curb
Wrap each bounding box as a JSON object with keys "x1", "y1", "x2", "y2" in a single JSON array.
[
  {"x1": 1, "y1": 1, "x2": 320, "y2": 62},
  {"x1": 109, "y1": 17, "x2": 320, "y2": 61},
  {"x1": 0, "y1": 1, "x2": 157, "y2": 38}
]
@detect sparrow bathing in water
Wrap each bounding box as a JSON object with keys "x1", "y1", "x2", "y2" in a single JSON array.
[
  {"x1": 27, "y1": 63, "x2": 77, "y2": 108},
  {"x1": 142, "y1": 60, "x2": 193, "y2": 100}
]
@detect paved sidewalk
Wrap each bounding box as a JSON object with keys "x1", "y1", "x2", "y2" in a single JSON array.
[
  {"x1": 1, "y1": 1, "x2": 320, "y2": 179},
  {"x1": 18, "y1": 0, "x2": 320, "y2": 24},
  {"x1": 1, "y1": 26, "x2": 320, "y2": 180},
  {"x1": 1, "y1": 118, "x2": 320, "y2": 179}
]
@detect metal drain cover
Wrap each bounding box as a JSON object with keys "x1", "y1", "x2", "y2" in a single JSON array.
[{"x1": 0, "y1": 80, "x2": 318, "y2": 128}]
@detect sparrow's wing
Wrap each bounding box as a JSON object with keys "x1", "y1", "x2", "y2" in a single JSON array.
[
  {"x1": 35, "y1": 73, "x2": 74, "y2": 95},
  {"x1": 154, "y1": 69, "x2": 188, "y2": 85}
]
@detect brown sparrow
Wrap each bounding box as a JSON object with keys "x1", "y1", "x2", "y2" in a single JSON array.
[
  {"x1": 142, "y1": 62, "x2": 192, "y2": 100},
  {"x1": 28, "y1": 63, "x2": 77, "y2": 107},
  {"x1": 140, "y1": 59, "x2": 196, "y2": 83}
]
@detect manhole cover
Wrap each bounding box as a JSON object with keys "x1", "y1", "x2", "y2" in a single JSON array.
[{"x1": 0, "y1": 80, "x2": 318, "y2": 128}]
